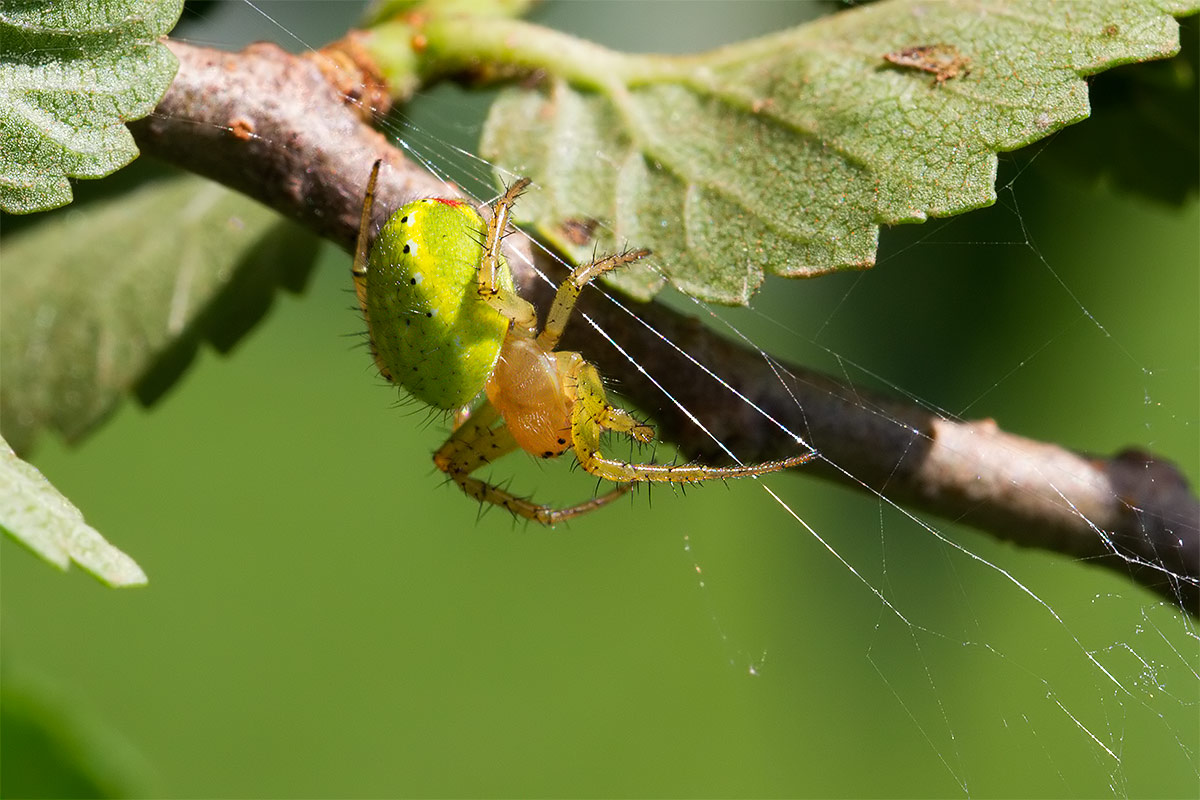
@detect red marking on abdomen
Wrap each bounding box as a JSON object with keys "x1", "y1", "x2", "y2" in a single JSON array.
[{"x1": 430, "y1": 197, "x2": 467, "y2": 207}]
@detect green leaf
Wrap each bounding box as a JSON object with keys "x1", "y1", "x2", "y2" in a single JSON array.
[
  {"x1": 0, "y1": 174, "x2": 321, "y2": 455},
  {"x1": 0, "y1": 433, "x2": 146, "y2": 587},
  {"x1": 0, "y1": 0, "x2": 184, "y2": 214},
  {"x1": 1, "y1": 671, "x2": 153, "y2": 797},
  {"x1": 476, "y1": 0, "x2": 1198, "y2": 302},
  {"x1": 1045, "y1": 15, "x2": 1198, "y2": 205}
]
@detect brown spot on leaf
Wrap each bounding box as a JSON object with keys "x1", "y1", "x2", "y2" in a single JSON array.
[{"x1": 883, "y1": 43, "x2": 971, "y2": 86}]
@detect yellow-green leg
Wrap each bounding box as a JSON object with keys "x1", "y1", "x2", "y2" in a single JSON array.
[
  {"x1": 568, "y1": 361, "x2": 814, "y2": 484},
  {"x1": 476, "y1": 177, "x2": 539, "y2": 333},
  {"x1": 433, "y1": 401, "x2": 633, "y2": 525},
  {"x1": 351, "y1": 160, "x2": 397, "y2": 382},
  {"x1": 537, "y1": 249, "x2": 651, "y2": 350},
  {"x1": 351, "y1": 160, "x2": 380, "y2": 321}
]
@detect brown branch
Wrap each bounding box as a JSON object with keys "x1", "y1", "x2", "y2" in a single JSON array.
[{"x1": 130, "y1": 40, "x2": 1199, "y2": 614}]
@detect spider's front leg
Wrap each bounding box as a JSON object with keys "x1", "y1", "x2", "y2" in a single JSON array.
[
  {"x1": 433, "y1": 400, "x2": 633, "y2": 526},
  {"x1": 475, "y1": 177, "x2": 538, "y2": 334},
  {"x1": 538, "y1": 249, "x2": 651, "y2": 350}
]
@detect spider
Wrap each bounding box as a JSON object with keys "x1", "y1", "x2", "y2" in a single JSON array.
[{"x1": 352, "y1": 160, "x2": 813, "y2": 524}]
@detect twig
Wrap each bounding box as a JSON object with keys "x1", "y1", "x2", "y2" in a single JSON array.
[{"x1": 130, "y1": 40, "x2": 1199, "y2": 614}]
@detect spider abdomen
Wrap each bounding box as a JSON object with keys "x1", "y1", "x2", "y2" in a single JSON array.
[
  {"x1": 486, "y1": 338, "x2": 576, "y2": 458},
  {"x1": 365, "y1": 198, "x2": 513, "y2": 410}
]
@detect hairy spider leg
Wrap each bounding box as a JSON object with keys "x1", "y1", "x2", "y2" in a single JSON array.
[
  {"x1": 476, "y1": 176, "x2": 538, "y2": 333},
  {"x1": 433, "y1": 399, "x2": 633, "y2": 525},
  {"x1": 567, "y1": 358, "x2": 815, "y2": 484},
  {"x1": 352, "y1": 160, "x2": 382, "y2": 366},
  {"x1": 537, "y1": 248, "x2": 652, "y2": 350},
  {"x1": 352, "y1": 160, "x2": 381, "y2": 333}
]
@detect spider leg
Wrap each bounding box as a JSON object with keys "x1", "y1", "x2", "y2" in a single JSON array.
[
  {"x1": 476, "y1": 177, "x2": 539, "y2": 333},
  {"x1": 351, "y1": 160, "x2": 396, "y2": 382},
  {"x1": 538, "y1": 248, "x2": 652, "y2": 350},
  {"x1": 433, "y1": 400, "x2": 633, "y2": 526},
  {"x1": 600, "y1": 406, "x2": 654, "y2": 444},
  {"x1": 351, "y1": 159, "x2": 381, "y2": 317},
  {"x1": 568, "y1": 361, "x2": 814, "y2": 484}
]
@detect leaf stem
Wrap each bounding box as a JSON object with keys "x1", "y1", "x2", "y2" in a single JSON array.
[{"x1": 366, "y1": 14, "x2": 673, "y2": 94}]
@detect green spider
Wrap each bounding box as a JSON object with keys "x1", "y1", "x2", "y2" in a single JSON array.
[{"x1": 352, "y1": 160, "x2": 813, "y2": 524}]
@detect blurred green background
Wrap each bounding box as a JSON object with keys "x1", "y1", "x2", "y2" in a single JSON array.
[{"x1": 3, "y1": 2, "x2": 1197, "y2": 797}]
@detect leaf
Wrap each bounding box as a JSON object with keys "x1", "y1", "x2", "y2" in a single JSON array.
[
  {"x1": 0, "y1": 0, "x2": 184, "y2": 214},
  {"x1": 480, "y1": 0, "x2": 1198, "y2": 303},
  {"x1": 0, "y1": 433, "x2": 146, "y2": 586},
  {"x1": 1045, "y1": 14, "x2": 1198, "y2": 205},
  {"x1": 0, "y1": 174, "x2": 321, "y2": 455},
  {"x1": 1, "y1": 672, "x2": 153, "y2": 797}
]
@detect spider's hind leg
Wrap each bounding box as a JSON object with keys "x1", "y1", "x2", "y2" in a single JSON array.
[{"x1": 352, "y1": 160, "x2": 382, "y2": 313}]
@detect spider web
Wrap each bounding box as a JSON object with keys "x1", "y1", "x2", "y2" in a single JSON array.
[{"x1": 6, "y1": 1, "x2": 1196, "y2": 797}]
